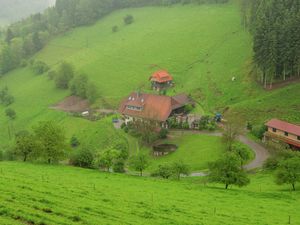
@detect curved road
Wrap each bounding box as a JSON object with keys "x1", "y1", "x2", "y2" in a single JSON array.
[{"x1": 169, "y1": 130, "x2": 270, "y2": 177}]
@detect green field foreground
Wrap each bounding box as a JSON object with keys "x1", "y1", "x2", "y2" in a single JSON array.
[{"x1": 0, "y1": 162, "x2": 299, "y2": 225}]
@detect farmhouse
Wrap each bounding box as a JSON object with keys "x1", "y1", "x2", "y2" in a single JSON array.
[
  {"x1": 149, "y1": 70, "x2": 173, "y2": 91},
  {"x1": 264, "y1": 119, "x2": 300, "y2": 149},
  {"x1": 118, "y1": 92, "x2": 191, "y2": 127}
]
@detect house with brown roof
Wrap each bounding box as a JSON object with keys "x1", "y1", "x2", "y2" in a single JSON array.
[
  {"x1": 118, "y1": 92, "x2": 191, "y2": 127},
  {"x1": 149, "y1": 70, "x2": 173, "y2": 91},
  {"x1": 264, "y1": 119, "x2": 300, "y2": 149}
]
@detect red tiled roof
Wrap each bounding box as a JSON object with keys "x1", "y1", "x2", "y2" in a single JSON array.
[
  {"x1": 119, "y1": 92, "x2": 190, "y2": 122},
  {"x1": 150, "y1": 70, "x2": 173, "y2": 83},
  {"x1": 266, "y1": 119, "x2": 300, "y2": 136}
]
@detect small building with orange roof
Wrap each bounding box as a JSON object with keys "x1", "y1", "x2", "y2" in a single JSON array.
[{"x1": 149, "y1": 70, "x2": 173, "y2": 91}]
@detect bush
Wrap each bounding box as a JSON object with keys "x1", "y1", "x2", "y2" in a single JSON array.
[
  {"x1": 251, "y1": 125, "x2": 267, "y2": 139},
  {"x1": 151, "y1": 164, "x2": 173, "y2": 179},
  {"x1": 70, "y1": 135, "x2": 80, "y2": 148},
  {"x1": 47, "y1": 70, "x2": 57, "y2": 80},
  {"x1": 112, "y1": 25, "x2": 119, "y2": 33},
  {"x1": 184, "y1": 104, "x2": 194, "y2": 113},
  {"x1": 182, "y1": 122, "x2": 190, "y2": 129},
  {"x1": 113, "y1": 160, "x2": 125, "y2": 173},
  {"x1": 246, "y1": 122, "x2": 253, "y2": 131},
  {"x1": 55, "y1": 62, "x2": 74, "y2": 89},
  {"x1": 199, "y1": 115, "x2": 210, "y2": 130},
  {"x1": 114, "y1": 142, "x2": 129, "y2": 160},
  {"x1": 207, "y1": 121, "x2": 217, "y2": 131},
  {"x1": 2, "y1": 94, "x2": 15, "y2": 106},
  {"x1": 263, "y1": 157, "x2": 279, "y2": 170},
  {"x1": 5, "y1": 108, "x2": 16, "y2": 120},
  {"x1": 124, "y1": 15, "x2": 134, "y2": 25},
  {"x1": 159, "y1": 128, "x2": 168, "y2": 139},
  {"x1": 0, "y1": 87, "x2": 14, "y2": 106},
  {"x1": 70, "y1": 147, "x2": 95, "y2": 169},
  {"x1": 2, "y1": 146, "x2": 16, "y2": 161},
  {"x1": 32, "y1": 61, "x2": 49, "y2": 75}
]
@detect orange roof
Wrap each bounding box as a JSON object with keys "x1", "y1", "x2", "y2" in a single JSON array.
[
  {"x1": 119, "y1": 92, "x2": 190, "y2": 122},
  {"x1": 266, "y1": 119, "x2": 300, "y2": 136},
  {"x1": 150, "y1": 70, "x2": 173, "y2": 83}
]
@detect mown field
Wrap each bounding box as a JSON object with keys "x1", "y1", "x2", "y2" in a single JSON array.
[
  {"x1": 0, "y1": 2, "x2": 299, "y2": 148},
  {"x1": 145, "y1": 134, "x2": 226, "y2": 171},
  {"x1": 0, "y1": 162, "x2": 299, "y2": 225}
]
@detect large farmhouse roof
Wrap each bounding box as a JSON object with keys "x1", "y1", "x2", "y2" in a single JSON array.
[
  {"x1": 150, "y1": 70, "x2": 173, "y2": 83},
  {"x1": 266, "y1": 119, "x2": 300, "y2": 136},
  {"x1": 119, "y1": 92, "x2": 190, "y2": 122}
]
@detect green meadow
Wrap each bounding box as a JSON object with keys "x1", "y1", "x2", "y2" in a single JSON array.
[
  {"x1": 0, "y1": 162, "x2": 299, "y2": 225},
  {"x1": 0, "y1": 2, "x2": 299, "y2": 150},
  {"x1": 146, "y1": 134, "x2": 226, "y2": 171}
]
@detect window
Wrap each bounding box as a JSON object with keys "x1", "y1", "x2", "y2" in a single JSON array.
[
  {"x1": 272, "y1": 128, "x2": 277, "y2": 132},
  {"x1": 126, "y1": 105, "x2": 143, "y2": 111},
  {"x1": 284, "y1": 132, "x2": 289, "y2": 137},
  {"x1": 298, "y1": 136, "x2": 300, "y2": 141}
]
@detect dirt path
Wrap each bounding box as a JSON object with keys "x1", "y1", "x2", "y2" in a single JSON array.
[{"x1": 169, "y1": 130, "x2": 270, "y2": 176}]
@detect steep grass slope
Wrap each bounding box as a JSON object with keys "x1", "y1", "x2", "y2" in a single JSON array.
[{"x1": 0, "y1": 162, "x2": 299, "y2": 225}]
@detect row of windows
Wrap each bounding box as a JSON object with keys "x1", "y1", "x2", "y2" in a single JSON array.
[
  {"x1": 127, "y1": 105, "x2": 143, "y2": 111},
  {"x1": 272, "y1": 128, "x2": 300, "y2": 140}
]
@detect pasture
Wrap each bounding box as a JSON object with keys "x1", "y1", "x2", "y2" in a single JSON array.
[
  {"x1": 0, "y1": 2, "x2": 299, "y2": 149},
  {"x1": 0, "y1": 162, "x2": 299, "y2": 225},
  {"x1": 146, "y1": 134, "x2": 226, "y2": 171}
]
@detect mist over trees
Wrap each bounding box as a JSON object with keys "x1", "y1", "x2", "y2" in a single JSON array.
[
  {"x1": 0, "y1": 0, "x2": 228, "y2": 76},
  {"x1": 241, "y1": 0, "x2": 300, "y2": 87},
  {"x1": 0, "y1": 0, "x2": 54, "y2": 23}
]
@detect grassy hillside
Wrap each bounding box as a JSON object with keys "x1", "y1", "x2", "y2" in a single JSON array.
[
  {"x1": 0, "y1": 2, "x2": 299, "y2": 150},
  {"x1": 0, "y1": 162, "x2": 299, "y2": 225}
]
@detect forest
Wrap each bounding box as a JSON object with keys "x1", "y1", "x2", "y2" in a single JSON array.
[{"x1": 242, "y1": 0, "x2": 300, "y2": 87}]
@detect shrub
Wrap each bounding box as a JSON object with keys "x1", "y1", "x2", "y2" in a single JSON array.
[
  {"x1": 182, "y1": 122, "x2": 190, "y2": 129},
  {"x1": 207, "y1": 121, "x2": 217, "y2": 131},
  {"x1": 70, "y1": 147, "x2": 95, "y2": 169},
  {"x1": 151, "y1": 164, "x2": 173, "y2": 179},
  {"x1": 199, "y1": 115, "x2": 210, "y2": 130},
  {"x1": 124, "y1": 15, "x2": 134, "y2": 25},
  {"x1": 251, "y1": 125, "x2": 267, "y2": 139},
  {"x1": 5, "y1": 108, "x2": 16, "y2": 120},
  {"x1": 263, "y1": 157, "x2": 279, "y2": 170},
  {"x1": 112, "y1": 25, "x2": 119, "y2": 33},
  {"x1": 47, "y1": 70, "x2": 57, "y2": 80},
  {"x1": 32, "y1": 61, "x2": 49, "y2": 75},
  {"x1": 184, "y1": 104, "x2": 194, "y2": 113},
  {"x1": 55, "y1": 62, "x2": 74, "y2": 89},
  {"x1": 70, "y1": 135, "x2": 80, "y2": 148},
  {"x1": 113, "y1": 160, "x2": 125, "y2": 173},
  {"x1": 159, "y1": 128, "x2": 168, "y2": 139},
  {"x1": 246, "y1": 122, "x2": 253, "y2": 131}
]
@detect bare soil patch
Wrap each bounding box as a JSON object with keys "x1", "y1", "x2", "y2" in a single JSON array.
[{"x1": 50, "y1": 96, "x2": 90, "y2": 112}]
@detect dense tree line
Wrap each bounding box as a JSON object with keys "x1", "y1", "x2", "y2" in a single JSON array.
[
  {"x1": 0, "y1": 0, "x2": 228, "y2": 76},
  {"x1": 241, "y1": 0, "x2": 300, "y2": 87}
]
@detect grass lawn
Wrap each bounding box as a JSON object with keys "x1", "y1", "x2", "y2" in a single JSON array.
[
  {"x1": 0, "y1": 162, "x2": 299, "y2": 225},
  {"x1": 146, "y1": 134, "x2": 225, "y2": 171}
]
